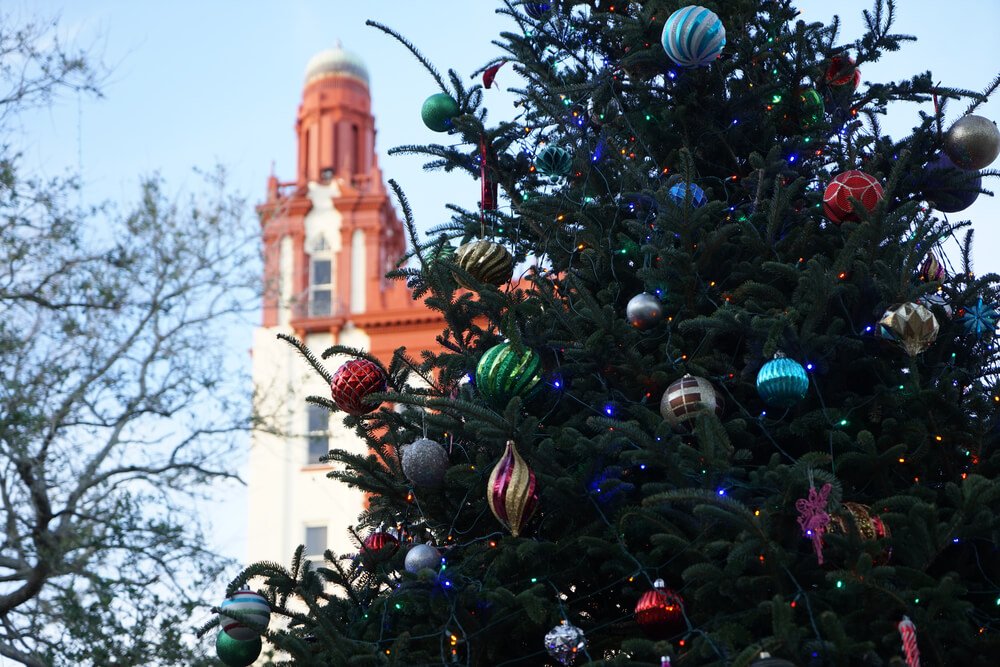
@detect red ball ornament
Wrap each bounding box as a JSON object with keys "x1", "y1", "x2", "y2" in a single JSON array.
[
  {"x1": 634, "y1": 579, "x2": 685, "y2": 638},
  {"x1": 823, "y1": 170, "x2": 884, "y2": 224},
  {"x1": 361, "y1": 530, "x2": 399, "y2": 567},
  {"x1": 330, "y1": 359, "x2": 387, "y2": 416},
  {"x1": 825, "y1": 54, "x2": 860, "y2": 92}
]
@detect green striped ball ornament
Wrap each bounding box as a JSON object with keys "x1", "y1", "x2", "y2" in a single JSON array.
[
  {"x1": 755, "y1": 354, "x2": 808, "y2": 408},
  {"x1": 475, "y1": 343, "x2": 543, "y2": 406}
]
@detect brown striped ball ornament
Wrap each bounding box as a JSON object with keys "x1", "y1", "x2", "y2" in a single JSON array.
[
  {"x1": 454, "y1": 240, "x2": 514, "y2": 288},
  {"x1": 659, "y1": 374, "x2": 724, "y2": 428}
]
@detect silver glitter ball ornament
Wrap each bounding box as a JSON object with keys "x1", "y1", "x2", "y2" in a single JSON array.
[
  {"x1": 943, "y1": 114, "x2": 1000, "y2": 170},
  {"x1": 626, "y1": 292, "x2": 664, "y2": 330},
  {"x1": 401, "y1": 438, "x2": 450, "y2": 488},
  {"x1": 544, "y1": 620, "x2": 587, "y2": 665},
  {"x1": 403, "y1": 543, "x2": 442, "y2": 574}
]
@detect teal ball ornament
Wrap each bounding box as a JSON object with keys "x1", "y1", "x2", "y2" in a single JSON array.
[
  {"x1": 535, "y1": 145, "x2": 573, "y2": 180},
  {"x1": 219, "y1": 589, "x2": 270, "y2": 641},
  {"x1": 661, "y1": 5, "x2": 726, "y2": 67},
  {"x1": 756, "y1": 353, "x2": 809, "y2": 408},
  {"x1": 421, "y1": 93, "x2": 460, "y2": 132},
  {"x1": 668, "y1": 182, "x2": 706, "y2": 208},
  {"x1": 476, "y1": 342, "x2": 543, "y2": 406},
  {"x1": 216, "y1": 631, "x2": 262, "y2": 667}
]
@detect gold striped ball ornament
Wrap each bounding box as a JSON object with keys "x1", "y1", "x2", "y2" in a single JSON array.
[
  {"x1": 475, "y1": 342, "x2": 542, "y2": 406},
  {"x1": 659, "y1": 374, "x2": 724, "y2": 428},
  {"x1": 454, "y1": 240, "x2": 514, "y2": 288}
]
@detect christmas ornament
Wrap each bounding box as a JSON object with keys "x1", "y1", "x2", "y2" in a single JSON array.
[
  {"x1": 535, "y1": 145, "x2": 573, "y2": 180},
  {"x1": 523, "y1": 2, "x2": 552, "y2": 19},
  {"x1": 660, "y1": 6, "x2": 726, "y2": 68},
  {"x1": 219, "y1": 589, "x2": 270, "y2": 641},
  {"x1": 659, "y1": 374, "x2": 724, "y2": 428},
  {"x1": 796, "y1": 87, "x2": 825, "y2": 129},
  {"x1": 454, "y1": 240, "x2": 514, "y2": 288},
  {"x1": 959, "y1": 297, "x2": 998, "y2": 339},
  {"x1": 919, "y1": 253, "x2": 945, "y2": 283},
  {"x1": 403, "y1": 543, "x2": 442, "y2": 574},
  {"x1": 756, "y1": 352, "x2": 809, "y2": 408},
  {"x1": 487, "y1": 440, "x2": 539, "y2": 537},
  {"x1": 920, "y1": 153, "x2": 981, "y2": 213},
  {"x1": 943, "y1": 114, "x2": 1000, "y2": 170},
  {"x1": 879, "y1": 302, "x2": 939, "y2": 356},
  {"x1": 216, "y1": 631, "x2": 262, "y2": 667},
  {"x1": 827, "y1": 501, "x2": 891, "y2": 562},
  {"x1": 361, "y1": 529, "x2": 400, "y2": 566},
  {"x1": 475, "y1": 342, "x2": 543, "y2": 406},
  {"x1": 750, "y1": 652, "x2": 800, "y2": 667},
  {"x1": 482, "y1": 62, "x2": 505, "y2": 89},
  {"x1": 626, "y1": 292, "x2": 664, "y2": 330},
  {"x1": 421, "y1": 93, "x2": 460, "y2": 132},
  {"x1": 479, "y1": 135, "x2": 498, "y2": 213},
  {"x1": 824, "y1": 54, "x2": 861, "y2": 92},
  {"x1": 544, "y1": 620, "x2": 587, "y2": 666},
  {"x1": 898, "y1": 616, "x2": 922, "y2": 667},
  {"x1": 401, "y1": 438, "x2": 450, "y2": 488},
  {"x1": 795, "y1": 482, "x2": 832, "y2": 565},
  {"x1": 634, "y1": 579, "x2": 685, "y2": 638},
  {"x1": 330, "y1": 359, "x2": 387, "y2": 416},
  {"x1": 667, "y1": 181, "x2": 707, "y2": 208},
  {"x1": 823, "y1": 170, "x2": 884, "y2": 224}
]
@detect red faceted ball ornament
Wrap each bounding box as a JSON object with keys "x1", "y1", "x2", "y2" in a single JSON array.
[
  {"x1": 361, "y1": 530, "x2": 399, "y2": 567},
  {"x1": 330, "y1": 359, "x2": 387, "y2": 416},
  {"x1": 823, "y1": 170, "x2": 884, "y2": 224},
  {"x1": 634, "y1": 579, "x2": 685, "y2": 638}
]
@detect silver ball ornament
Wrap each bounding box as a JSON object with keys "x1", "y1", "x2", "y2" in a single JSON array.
[
  {"x1": 403, "y1": 543, "x2": 442, "y2": 574},
  {"x1": 943, "y1": 115, "x2": 1000, "y2": 170},
  {"x1": 401, "y1": 438, "x2": 449, "y2": 488},
  {"x1": 626, "y1": 292, "x2": 664, "y2": 330},
  {"x1": 544, "y1": 620, "x2": 587, "y2": 665}
]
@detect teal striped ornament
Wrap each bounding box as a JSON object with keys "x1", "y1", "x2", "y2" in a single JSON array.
[
  {"x1": 476, "y1": 343, "x2": 543, "y2": 406},
  {"x1": 661, "y1": 5, "x2": 726, "y2": 68},
  {"x1": 756, "y1": 354, "x2": 808, "y2": 408}
]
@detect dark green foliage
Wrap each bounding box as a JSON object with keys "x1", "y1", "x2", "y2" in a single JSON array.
[{"x1": 236, "y1": 1, "x2": 1000, "y2": 664}]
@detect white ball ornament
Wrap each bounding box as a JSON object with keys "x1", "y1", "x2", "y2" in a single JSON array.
[
  {"x1": 219, "y1": 589, "x2": 270, "y2": 641},
  {"x1": 401, "y1": 438, "x2": 450, "y2": 488},
  {"x1": 404, "y1": 543, "x2": 442, "y2": 574},
  {"x1": 661, "y1": 6, "x2": 726, "y2": 68}
]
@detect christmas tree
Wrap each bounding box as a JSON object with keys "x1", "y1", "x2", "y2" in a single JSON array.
[{"x1": 208, "y1": 1, "x2": 1000, "y2": 664}]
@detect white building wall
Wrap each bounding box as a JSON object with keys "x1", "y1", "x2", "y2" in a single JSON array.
[{"x1": 248, "y1": 324, "x2": 372, "y2": 567}]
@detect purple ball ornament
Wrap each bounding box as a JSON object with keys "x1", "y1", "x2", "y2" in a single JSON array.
[{"x1": 920, "y1": 154, "x2": 981, "y2": 213}]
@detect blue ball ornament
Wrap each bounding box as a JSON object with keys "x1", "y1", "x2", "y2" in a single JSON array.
[
  {"x1": 921, "y1": 153, "x2": 981, "y2": 213},
  {"x1": 756, "y1": 353, "x2": 809, "y2": 408},
  {"x1": 668, "y1": 182, "x2": 706, "y2": 208},
  {"x1": 661, "y1": 6, "x2": 726, "y2": 68},
  {"x1": 523, "y1": 2, "x2": 551, "y2": 19}
]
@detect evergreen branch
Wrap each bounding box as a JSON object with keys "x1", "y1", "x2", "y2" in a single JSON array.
[
  {"x1": 365, "y1": 20, "x2": 449, "y2": 93},
  {"x1": 277, "y1": 332, "x2": 333, "y2": 384}
]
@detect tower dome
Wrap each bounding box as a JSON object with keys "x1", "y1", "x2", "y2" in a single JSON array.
[{"x1": 304, "y1": 43, "x2": 369, "y2": 86}]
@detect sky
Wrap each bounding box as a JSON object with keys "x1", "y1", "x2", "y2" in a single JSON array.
[{"x1": 17, "y1": 0, "x2": 1000, "y2": 564}]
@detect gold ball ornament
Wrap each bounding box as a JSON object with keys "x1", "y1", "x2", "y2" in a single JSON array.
[
  {"x1": 453, "y1": 240, "x2": 514, "y2": 288},
  {"x1": 878, "y1": 302, "x2": 939, "y2": 356},
  {"x1": 943, "y1": 114, "x2": 1000, "y2": 170}
]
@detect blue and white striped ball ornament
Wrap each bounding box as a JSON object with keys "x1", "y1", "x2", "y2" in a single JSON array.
[
  {"x1": 219, "y1": 589, "x2": 271, "y2": 641},
  {"x1": 668, "y1": 182, "x2": 707, "y2": 208},
  {"x1": 756, "y1": 354, "x2": 809, "y2": 408},
  {"x1": 661, "y1": 6, "x2": 726, "y2": 68}
]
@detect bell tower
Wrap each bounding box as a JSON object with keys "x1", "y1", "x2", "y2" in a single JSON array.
[{"x1": 248, "y1": 45, "x2": 443, "y2": 567}]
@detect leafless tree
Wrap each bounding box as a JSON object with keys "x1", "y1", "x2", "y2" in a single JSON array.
[{"x1": 0, "y1": 14, "x2": 257, "y2": 666}]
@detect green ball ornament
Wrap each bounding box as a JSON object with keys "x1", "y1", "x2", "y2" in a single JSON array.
[
  {"x1": 756, "y1": 352, "x2": 809, "y2": 408},
  {"x1": 797, "y1": 87, "x2": 825, "y2": 129},
  {"x1": 216, "y1": 631, "x2": 262, "y2": 667},
  {"x1": 421, "y1": 93, "x2": 460, "y2": 132},
  {"x1": 535, "y1": 145, "x2": 573, "y2": 180},
  {"x1": 476, "y1": 342, "x2": 543, "y2": 406}
]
